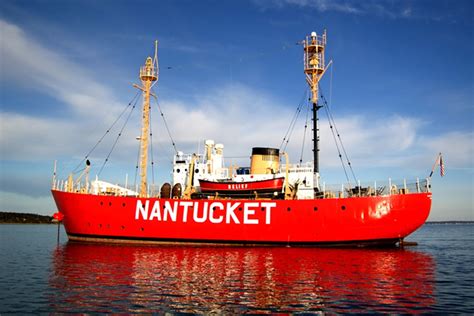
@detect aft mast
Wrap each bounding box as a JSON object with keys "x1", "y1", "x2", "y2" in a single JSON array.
[
  {"x1": 303, "y1": 30, "x2": 328, "y2": 194},
  {"x1": 135, "y1": 42, "x2": 159, "y2": 197}
]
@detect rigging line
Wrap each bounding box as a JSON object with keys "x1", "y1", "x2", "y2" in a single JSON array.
[
  {"x1": 134, "y1": 135, "x2": 141, "y2": 191},
  {"x1": 299, "y1": 98, "x2": 311, "y2": 164},
  {"x1": 281, "y1": 90, "x2": 308, "y2": 152},
  {"x1": 150, "y1": 90, "x2": 178, "y2": 154},
  {"x1": 97, "y1": 100, "x2": 137, "y2": 176},
  {"x1": 279, "y1": 88, "x2": 309, "y2": 151},
  {"x1": 149, "y1": 104, "x2": 155, "y2": 186},
  {"x1": 72, "y1": 91, "x2": 140, "y2": 174},
  {"x1": 279, "y1": 106, "x2": 300, "y2": 150},
  {"x1": 320, "y1": 91, "x2": 357, "y2": 184},
  {"x1": 282, "y1": 105, "x2": 303, "y2": 152},
  {"x1": 329, "y1": 62, "x2": 333, "y2": 107},
  {"x1": 323, "y1": 101, "x2": 350, "y2": 185}
]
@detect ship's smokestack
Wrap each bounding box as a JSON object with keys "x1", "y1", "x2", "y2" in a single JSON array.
[{"x1": 250, "y1": 147, "x2": 280, "y2": 175}]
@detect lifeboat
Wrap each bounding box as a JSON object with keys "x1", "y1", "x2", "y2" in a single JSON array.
[{"x1": 199, "y1": 176, "x2": 285, "y2": 198}]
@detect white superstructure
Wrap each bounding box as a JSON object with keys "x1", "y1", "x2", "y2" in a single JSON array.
[{"x1": 172, "y1": 139, "x2": 315, "y2": 197}]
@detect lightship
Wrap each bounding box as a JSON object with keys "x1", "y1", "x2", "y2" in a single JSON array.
[{"x1": 51, "y1": 31, "x2": 432, "y2": 246}]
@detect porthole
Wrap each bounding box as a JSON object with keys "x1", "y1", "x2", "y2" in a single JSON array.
[
  {"x1": 195, "y1": 169, "x2": 199, "y2": 173},
  {"x1": 341, "y1": 206, "x2": 346, "y2": 211},
  {"x1": 108, "y1": 202, "x2": 112, "y2": 206},
  {"x1": 100, "y1": 201, "x2": 103, "y2": 206},
  {"x1": 287, "y1": 207, "x2": 291, "y2": 212},
  {"x1": 314, "y1": 207, "x2": 318, "y2": 211},
  {"x1": 121, "y1": 225, "x2": 125, "y2": 229},
  {"x1": 176, "y1": 168, "x2": 181, "y2": 173},
  {"x1": 122, "y1": 203, "x2": 126, "y2": 207}
]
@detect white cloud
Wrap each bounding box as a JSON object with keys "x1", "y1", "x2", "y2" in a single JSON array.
[
  {"x1": 3, "y1": 18, "x2": 470, "y2": 173},
  {"x1": 2, "y1": 79, "x2": 472, "y2": 174},
  {"x1": 286, "y1": 0, "x2": 363, "y2": 14},
  {"x1": 0, "y1": 19, "x2": 122, "y2": 118},
  {"x1": 0, "y1": 18, "x2": 138, "y2": 164},
  {"x1": 422, "y1": 131, "x2": 474, "y2": 168},
  {"x1": 252, "y1": 0, "x2": 448, "y2": 21}
]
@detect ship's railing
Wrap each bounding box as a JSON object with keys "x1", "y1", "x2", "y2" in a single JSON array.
[
  {"x1": 319, "y1": 178, "x2": 430, "y2": 199},
  {"x1": 52, "y1": 179, "x2": 140, "y2": 196},
  {"x1": 286, "y1": 162, "x2": 313, "y2": 173},
  {"x1": 53, "y1": 175, "x2": 430, "y2": 199},
  {"x1": 174, "y1": 153, "x2": 206, "y2": 164},
  {"x1": 52, "y1": 179, "x2": 186, "y2": 198}
]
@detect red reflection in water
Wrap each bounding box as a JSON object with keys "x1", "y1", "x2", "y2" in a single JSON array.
[{"x1": 49, "y1": 243, "x2": 435, "y2": 313}]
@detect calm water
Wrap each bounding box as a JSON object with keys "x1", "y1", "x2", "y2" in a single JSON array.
[{"x1": 0, "y1": 224, "x2": 473, "y2": 313}]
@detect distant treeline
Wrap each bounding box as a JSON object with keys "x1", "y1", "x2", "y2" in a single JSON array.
[
  {"x1": 0, "y1": 212, "x2": 54, "y2": 224},
  {"x1": 426, "y1": 221, "x2": 474, "y2": 224}
]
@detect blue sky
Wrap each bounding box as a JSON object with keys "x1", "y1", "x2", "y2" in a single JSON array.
[{"x1": 0, "y1": 0, "x2": 472, "y2": 220}]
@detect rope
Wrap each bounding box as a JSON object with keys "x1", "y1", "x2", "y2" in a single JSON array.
[
  {"x1": 329, "y1": 62, "x2": 333, "y2": 107},
  {"x1": 97, "y1": 99, "x2": 138, "y2": 176},
  {"x1": 323, "y1": 100, "x2": 350, "y2": 184},
  {"x1": 72, "y1": 92, "x2": 140, "y2": 173},
  {"x1": 149, "y1": 104, "x2": 155, "y2": 186},
  {"x1": 319, "y1": 88, "x2": 358, "y2": 184},
  {"x1": 134, "y1": 136, "x2": 141, "y2": 190},
  {"x1": 279, "y1": 89, "x2": 308, "y2": 151},
  {"x1": 151, "y1": 89, "x2": 178, "y2": 154}
]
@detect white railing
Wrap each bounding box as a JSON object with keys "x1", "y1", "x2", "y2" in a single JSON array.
[
  {"x1": 319, "y1": 178, "x2": 431, "y2": 198},
  {"x1": 53, "y1": 172, "x2": 431, "y2": 200}
]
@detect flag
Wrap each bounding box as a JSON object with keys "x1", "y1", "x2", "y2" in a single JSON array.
[
  {"x1": 439, "y1": 154, "x2": 445, "y2": 177},
  {"x1": 429, "y1": 152, "x2": 445, "y2": 178}
]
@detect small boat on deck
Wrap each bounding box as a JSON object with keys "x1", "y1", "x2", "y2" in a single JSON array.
[
  {"x1": 199, "y1": 147, "x2": 285, "y2": 198},
  {"x1": 199, "y1": 177, "x2": 285, "y2": 197}
]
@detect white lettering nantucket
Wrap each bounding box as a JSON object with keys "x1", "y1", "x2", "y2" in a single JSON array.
[{"x1": 134, "y1": 200, "x2": 276, "y2": 225}]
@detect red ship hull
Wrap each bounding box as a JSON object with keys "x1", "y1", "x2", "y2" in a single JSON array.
[{"x1": 52, "y1": 190, "x2": 431, "y2": 246}]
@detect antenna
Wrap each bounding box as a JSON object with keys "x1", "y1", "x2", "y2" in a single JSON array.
[{"x1": 152, "y1": 40, "x2": 159, "y2": 87}]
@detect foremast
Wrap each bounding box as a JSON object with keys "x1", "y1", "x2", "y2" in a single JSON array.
[
  {"x1": 135, "y1": 42, "x2": 159, "y2": 197},
  {"x1": 303, "y1": 31, "x2": 329, "y2": 194}
]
